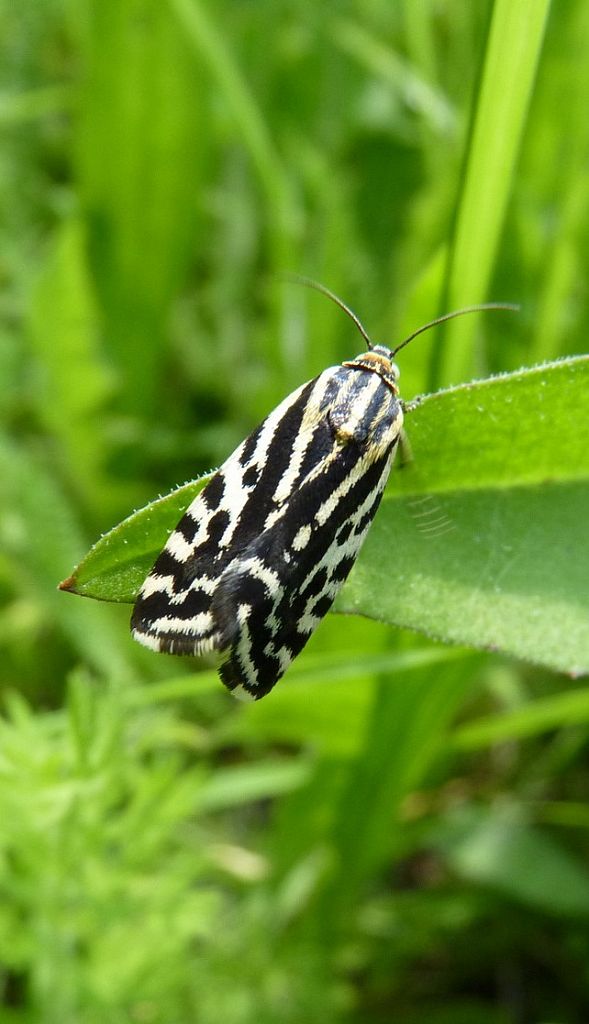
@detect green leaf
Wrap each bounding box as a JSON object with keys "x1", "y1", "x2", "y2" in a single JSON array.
[
  {"x1": 198, "y1": 759, "x2": 312, "y2": 812},
  {"x1": 395, "y1": 355, "x2": 588, "y2": 494},
  {"x1": 61, "y1": 357, "x2": 589, "y2": 677},
  {"x1": 337, "y1": 355, "x2": 589, "y2": 676},
  {"x1": 437, "y1": 803, "x2": 589, "y2": 918},
  {"x1": 59, "y1": 478, "x2": 209, "y2": 603}
]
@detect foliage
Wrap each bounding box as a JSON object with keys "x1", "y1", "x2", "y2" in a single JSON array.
[
  {"x1": 62, "y1": 356, "x2": 589, "y2": 676},
  {"x1": 1, "y1": 0, "x2": 588, "y2": 1021}
]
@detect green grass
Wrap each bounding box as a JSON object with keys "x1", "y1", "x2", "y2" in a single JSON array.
[{"x1": 1, "y1": 0, "x2": 589, "y2": 1021}]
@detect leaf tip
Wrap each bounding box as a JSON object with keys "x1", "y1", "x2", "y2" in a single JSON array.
[{"x1": 58, "y1": 574, "x2": 78, "y2": 594}]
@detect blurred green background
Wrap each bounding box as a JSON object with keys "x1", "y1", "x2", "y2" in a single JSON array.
[{"x1": 2, "y1": 0, "x2": 589, "y2": 1021}]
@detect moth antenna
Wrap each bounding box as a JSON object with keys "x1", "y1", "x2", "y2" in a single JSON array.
[
  {"x1": 391, "y1": 303, "x2": 519, "y2": 358},
  {"x1": 284, "y1": 273, "x2": 374, "y2": 350}
]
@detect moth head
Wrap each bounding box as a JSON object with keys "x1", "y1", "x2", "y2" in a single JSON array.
[
  {"x1": 371, "y1": 344, "x2": 401, "y2": 382},
  {"x1": 343, "y1": 345, "x2": 401, "y2": 395}
]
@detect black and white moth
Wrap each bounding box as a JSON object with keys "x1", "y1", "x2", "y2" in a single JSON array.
[{"x1": 131, "y1": 285, "x2": 514, "y2": 700}]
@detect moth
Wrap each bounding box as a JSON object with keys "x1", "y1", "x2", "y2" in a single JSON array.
[{"x1": 132, "y1": 283, "x2": 513, "y2": 699}]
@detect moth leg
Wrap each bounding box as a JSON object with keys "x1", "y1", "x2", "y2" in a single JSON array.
[{"x1": 397, "y1": 429, "x2": 414, "y2": 469}]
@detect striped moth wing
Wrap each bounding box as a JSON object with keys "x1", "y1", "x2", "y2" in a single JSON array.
[{"x1": 131, "y1": 346, "x2": 404, "y2": 699}]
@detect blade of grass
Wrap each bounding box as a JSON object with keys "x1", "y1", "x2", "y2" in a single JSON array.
[
  {"x1": 529, "y1": 2, "x2": 589, "y2": 362},
  {"x1": 318, "y1": 656, "x2": 478, "y2": 932},
  {"x1": 0, "y1": 437, "x2": 136, "y2": 680},
  {"x1": 453, "y1": 686, "x2": 589, "y2": 750},
  {"x1": 433, "y1": 0, "x2": 552, "y2": 388},
  {"x1": 77, "y1": 0, "x2": 205, "y2": 412}
]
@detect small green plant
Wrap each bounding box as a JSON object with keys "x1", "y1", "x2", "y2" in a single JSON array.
[{"x1": 2, "y1": 0, "x2": 589, "y2": 1020}]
